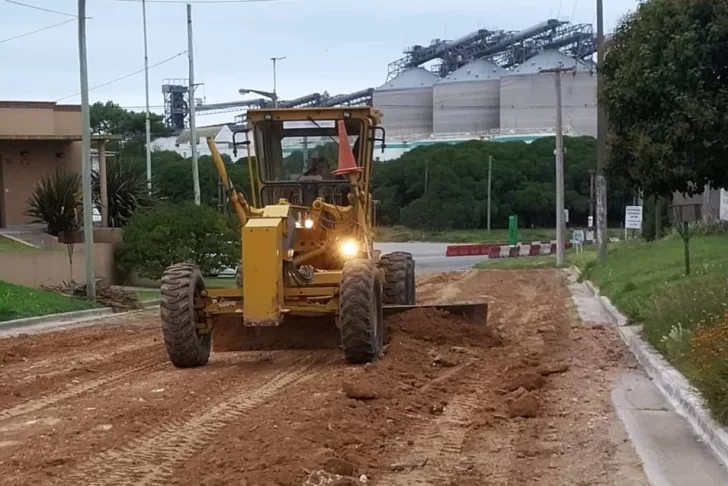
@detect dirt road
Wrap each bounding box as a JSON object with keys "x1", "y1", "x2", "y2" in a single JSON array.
[{"x1": 0, "y1": 270, "x2": 648, "y2": 485}]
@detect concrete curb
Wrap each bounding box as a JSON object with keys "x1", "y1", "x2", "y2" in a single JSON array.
[
  {"x1": 579, "y1": 268, "x2": 728, "y2": 471},
  {"x1": 0, "y1": 299, "x2": 160, "y2": 333},
  {"x1": 583, "y1": 280, "x2": 629, "y2": 327}
]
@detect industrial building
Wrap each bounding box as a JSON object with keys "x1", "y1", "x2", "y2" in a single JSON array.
[
  {"x1": 375, "y1": 19, "x2": 598, "y2": 139},
  {"x1": 160, "y1": 18, "x2": 598, "y2": 158}
]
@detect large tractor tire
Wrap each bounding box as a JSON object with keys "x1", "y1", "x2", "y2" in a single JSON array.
[
  {"x1": 379, "y1": 251, "x2": 416, "y2": 306},
  {"x1": 339, "y1": 259, "x2": 384, "y2": 364},
  {"x1": 160, "y1": 263, "x2": 211, "y2": 368}
]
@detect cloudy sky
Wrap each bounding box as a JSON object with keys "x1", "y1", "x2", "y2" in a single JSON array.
[{"x1": 1, "y1": 0, "x2": 639, "y2": 124}]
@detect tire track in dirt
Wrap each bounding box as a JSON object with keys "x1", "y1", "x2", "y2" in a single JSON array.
[
  {"x1": 64, "y1": 352, "x2": 335, "y2": 486},
  {"x1": 12, "y1": 340, "x2": 159, "y2": 385},
  {"x1": 381, "y1": 390, "x2": 483, "y2": 485},
  {"x1": 0, "y1": 357, "x2": 166, "y2": 422},
  {"x1": 382, "y1": 270, "x2": 547, "y2": 485}
]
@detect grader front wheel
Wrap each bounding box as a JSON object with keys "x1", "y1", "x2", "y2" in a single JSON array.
[
  {"x1": 339, "y1": 259, "x2": 384, "y2": 364},
  {"x1": 160, "y1": 263, "x2": 211, "y2": 368}
]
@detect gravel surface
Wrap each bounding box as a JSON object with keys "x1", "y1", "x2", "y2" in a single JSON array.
[{"x1": 0, "y1": 270, "x2": 648, "y2": 485}]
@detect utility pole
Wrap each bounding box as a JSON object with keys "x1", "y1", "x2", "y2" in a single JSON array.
[
  {"x1": 271, "y1": 56, "x2": 285, "y2": 108},
  {"x1": 541, "y1": 65, "x2": 573, "y2": 268},
  {"x1": 142, "y1": 0, "x2": 152, "y2": 193},
  {"x1": 187, "y1": 4, "x2": 200, "y2": 205},
  {"x1": 487, "y1": 155, "x2": 493, "y2": 232},
  {"x1": 596, "y1": 0, "x2": 608, "y2": 260},
  {"x1": 78, "y1": 0, "x2": 95, "y2": 300}
]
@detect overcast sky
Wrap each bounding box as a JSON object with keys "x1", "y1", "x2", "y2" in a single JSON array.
[{"x1": 1, "y1": 0, "x2": 639, "y2": 125}]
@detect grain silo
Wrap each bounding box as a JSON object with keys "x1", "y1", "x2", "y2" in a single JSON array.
[
  {"x1": 432, "y1": 60, "x2": 505, "y2": 134},
  {"x1": 500, "y1": 50, "x2": 597, "y2": 137},
  {"x1": 373, "y1": 68, "x2": 438, "y2": 138}
]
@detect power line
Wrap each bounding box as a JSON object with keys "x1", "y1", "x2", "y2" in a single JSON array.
[
  {"x1": 0, "y1": 17, "x2": 76, "y2": 44},
  {"x1": 55, "y1": 51, "x2": 187, "y2": 102},
  {"x1": 3, "y1": 0, "x2": 76, "y2": 17}
]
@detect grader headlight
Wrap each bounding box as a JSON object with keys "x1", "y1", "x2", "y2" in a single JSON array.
[
  {"x1": 339, "y1": 239, "x2": 359, "y2": 259},
  {"x1": 304, "y1": 218, "x2": 315, "y2": 229}
]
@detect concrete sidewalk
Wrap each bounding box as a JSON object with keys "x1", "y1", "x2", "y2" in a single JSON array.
[{"x1": 568, "y1": 273, "x2": 728, "y2": 486}]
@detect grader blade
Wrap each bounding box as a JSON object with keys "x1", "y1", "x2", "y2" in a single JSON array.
[{"x1": 383, "y1": 303, "x2": 488, "y2": 325}]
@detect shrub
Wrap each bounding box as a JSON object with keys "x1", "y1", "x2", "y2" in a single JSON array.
[
  {"x1": 92, "y1": 159, "x2": 159, "y2": 228},
  {"x1": 688, "y1": 315, "x2": 728, "y2": 424},
  {"x1": 115, "y1": 203, "x2": 239, "y2": 280},
  {"x1": 25, "y1": 170, "x2": 82, "y2": 236}
]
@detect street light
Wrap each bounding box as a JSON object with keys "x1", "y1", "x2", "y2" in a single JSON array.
[{"x1": 270, "y1": 56, "x2": 286, "y2": 108}]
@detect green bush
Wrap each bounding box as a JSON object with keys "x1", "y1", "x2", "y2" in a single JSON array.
[
  {"x1": 115, "y1": 203, "x2": 239, "y2": 280},
  {"x1": 25, "y1": 170, "x2": 82, "y2": 236}
]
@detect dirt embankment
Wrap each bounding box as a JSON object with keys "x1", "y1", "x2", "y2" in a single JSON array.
[{"x1": 0, "y1": 270, "x2": 646, "y2": 486}]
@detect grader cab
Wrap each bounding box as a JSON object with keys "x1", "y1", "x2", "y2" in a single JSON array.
[{"x1": 159, "y1": 106, "x2": 487, "y2": 366}]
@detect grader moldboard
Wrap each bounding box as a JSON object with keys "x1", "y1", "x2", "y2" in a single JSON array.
[{"x1": 159, "y1": 106, "x2": 488, "y2": 367}]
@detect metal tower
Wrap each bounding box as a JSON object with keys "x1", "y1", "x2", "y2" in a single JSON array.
[{"x1": 162, "y1": 78, "x2": 190, "y2": 134}]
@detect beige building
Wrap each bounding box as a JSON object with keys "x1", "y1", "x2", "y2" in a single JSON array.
[{"x1": 0, "y1": 101, "x2": 83, "y2": 228}]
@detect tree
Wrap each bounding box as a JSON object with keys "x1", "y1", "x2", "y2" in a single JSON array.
[
  {"x1": 371, "y1": 137, "x2": 633, "y2": 231},
  {"x1": 601, "y1": 0, "x2": 728, "y2": 197},
  {"x1": 90, "y1": 101, "x2": 170, "y2": 139}
]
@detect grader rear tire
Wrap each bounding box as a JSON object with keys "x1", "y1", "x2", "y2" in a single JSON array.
[
  {"x1": 339, "y1": 259, "x2": 384, "y2": 364},
  {"x1": 160, "y1": 263, "x2": 211, "y2": 368},
  {"x1": 380, "y1": 252, "x2": 415, "y2": 305}
]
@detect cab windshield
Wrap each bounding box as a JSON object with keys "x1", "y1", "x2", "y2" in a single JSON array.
[{"x1": 254, "y1": 119, "x2": 364, "y2": 183}]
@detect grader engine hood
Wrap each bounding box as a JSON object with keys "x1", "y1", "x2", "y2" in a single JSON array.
[{"x1": 242, "y1": 204, "x2": 296, "y2": 327}]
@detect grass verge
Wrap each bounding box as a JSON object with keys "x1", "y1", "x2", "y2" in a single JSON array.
[
  {"x1": 579, "y1": 235, "x2": 728, "y2": 423},
  {"x1": 474, "y1": 247, "x2": 596, "y2": 270},
  {"x1": 0, "y1": 280, "x2": 98, "y2": 322},
  {"x1": 0, "y1": 235, "x2": 38, "y2": 252}
]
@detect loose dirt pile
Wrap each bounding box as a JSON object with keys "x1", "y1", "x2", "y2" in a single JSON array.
[{"x1": 169, "y1": 305, "x2": 504, "y2": 486}]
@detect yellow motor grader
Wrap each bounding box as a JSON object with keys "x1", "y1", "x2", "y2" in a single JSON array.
[{"x1": 159, "y1": 106, "x2": 487, "y2": 367}]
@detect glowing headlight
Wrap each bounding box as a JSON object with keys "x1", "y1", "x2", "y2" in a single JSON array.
[
  {"x1": 304, "y1": 218, "x2": 314, "y2": 229},
  {"x1": 340, "y1": 240, "x2": 359, "y2": 258}
]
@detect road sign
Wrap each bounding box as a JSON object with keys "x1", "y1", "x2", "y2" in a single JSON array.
[
  {"x1": 588, "y1": 216, "x2": 594, "y2": 228},
  {"x1": 625, "y1": 206, "x2": 643, "y2": 230},
  {"x1": 564, "y1": 209, "x2": 569, "y2": 223},
  {"x1": 586, "y1": 230, "x2": 595, "y2": 242}
]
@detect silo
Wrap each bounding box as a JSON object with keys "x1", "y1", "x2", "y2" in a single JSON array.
[
  {"x1": 373, "y1": 68, "x2": 438, "y2": 138},
  {"x1": 500, "y1": 50, "x2": 597, "y2": 137},
  {"x1": 433, "y1": 60, "x2": 505, "y2": 134}
]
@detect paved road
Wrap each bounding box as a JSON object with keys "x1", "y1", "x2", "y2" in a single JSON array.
[{"x1": 375, "y1": 242, "x2": 483, "y2": 274}]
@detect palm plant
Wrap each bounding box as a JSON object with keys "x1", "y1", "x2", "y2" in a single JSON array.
[
  {"x1": 26, "y1": 170, "x2": 83, "y2": 236},
  {"x1": 92, "y1": 159, "x2": 159, "y2": 228}
]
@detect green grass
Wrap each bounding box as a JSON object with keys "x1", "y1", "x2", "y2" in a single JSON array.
[
  {"x1": 375, "y1": 225, "x2": 623, "y2": 244},
  {"x1": 205, "y1": 277, "x2": 237, "y2": 289},
  {"x1": 0, "y1": 280, "x2": 98, "y2": 322},
  {"x1": 0, "y1": 235, "x2": 39, "y2": 252},
  {"x1": 474, "y1": 247, "x2": 597, "y2": 270},
  {"x1": 580, "y1": 235, "x2": 728, "y2": 423},
  {"x1": 135, "y1": 289, "x2": 161, "y2": 302}
]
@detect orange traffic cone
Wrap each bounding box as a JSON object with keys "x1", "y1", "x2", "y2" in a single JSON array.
[{"x1": 332, "y1": 119, "x2": 362, "y2": 176}]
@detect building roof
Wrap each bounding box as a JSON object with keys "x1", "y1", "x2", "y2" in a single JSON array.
[
  {"x1": 504, "y1": 50, "x2": 593, "y2": 75},
  {"x1": 0, "y1": 101, "x2": 81, "y2": 111},
  {"x1": 437, "y1": 59, "x2": 506, "y2": 84},
  {"x1": 376, "y1": 68, "x2": 439, "y2": 91}
]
